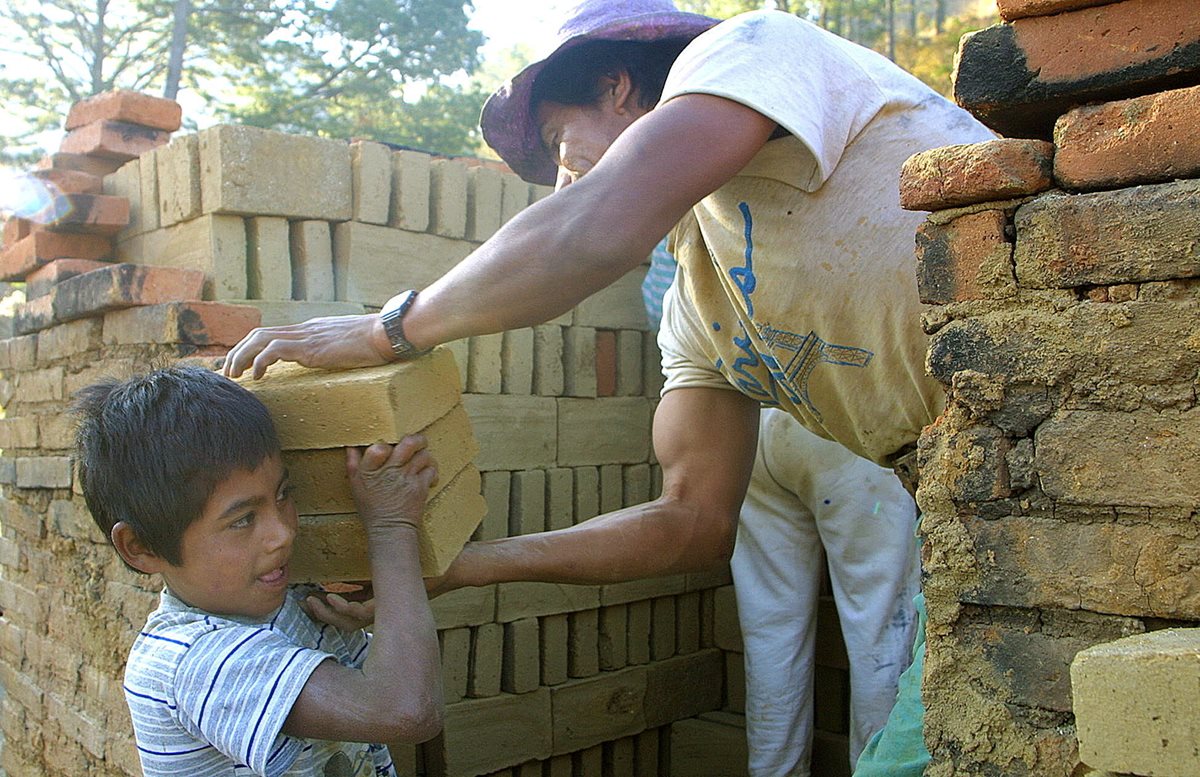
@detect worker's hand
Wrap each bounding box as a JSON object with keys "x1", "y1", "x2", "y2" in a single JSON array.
[
  {"x1": 222, "y1": 314, "x2": 394, "y2": 379},
  {"x1": 347, "y1": 437, "x2": 438, "y2": 538},
  {"x1": 301, "y1": 591, "x2": 376, "y2": 631}
]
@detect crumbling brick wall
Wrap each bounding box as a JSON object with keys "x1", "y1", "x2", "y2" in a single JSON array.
[
  {"x1": 904, "y1": 1, "x2": 1200, "y2": 774},
  {"x1": 0, "y1": 93, "x2": 861, "y2": 776}
]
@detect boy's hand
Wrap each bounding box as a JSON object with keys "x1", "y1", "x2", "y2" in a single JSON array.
[
  {"x1": 301, "y1": 592, "x2": 376, "y2": 632},
  {"x1": 347, "y1": 436, "x2": 438, "y2": 536}
]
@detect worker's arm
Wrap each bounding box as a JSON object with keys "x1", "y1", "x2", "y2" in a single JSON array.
[
  {"x1": 222, "y1": 94, "x2": 777, "y2": 378},
  {"x1": 428, "y1": 386, "x2": 761, "y2": 594}
]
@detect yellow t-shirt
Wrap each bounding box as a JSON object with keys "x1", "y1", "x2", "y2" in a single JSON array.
[{"x1": 656, "y1": 11, "x2": 994, "y2": 465}]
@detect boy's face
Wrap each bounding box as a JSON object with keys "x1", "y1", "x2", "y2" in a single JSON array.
[{"x1": 161, "y1": 454, "x2": 298, "y2": 619}]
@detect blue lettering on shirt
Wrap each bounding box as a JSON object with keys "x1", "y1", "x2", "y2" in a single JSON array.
[{"x1": 713, "y1": 201, "x2": 874, "y2": 420}]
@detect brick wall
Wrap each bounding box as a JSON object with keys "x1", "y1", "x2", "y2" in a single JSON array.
[
  {"x1": 0, "y1": 92, "x2": 859, "y2": 776},
  {"x1": 904, "y1": 1, "x2": 1200, "y2": 774}
]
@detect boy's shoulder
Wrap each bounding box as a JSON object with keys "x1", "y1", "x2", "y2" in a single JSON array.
[
  {"x1": 130, "y1": 587, "x2": 311, "y2": 665},
  {"x1": 123, "y1": 587, "x2": 383, "y2": 777},
  {"x1": 129, "y1": 585, "x2": 362, "y2": 669}
]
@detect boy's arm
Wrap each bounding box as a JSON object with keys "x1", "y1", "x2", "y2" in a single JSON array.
[{"x1": 282, "y1": 436, "x2": 443, "y2": 746}]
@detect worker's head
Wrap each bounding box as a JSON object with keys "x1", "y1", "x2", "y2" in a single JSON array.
[{"x1": 480, "y1": 0, "x2": 718, "y2": 187}]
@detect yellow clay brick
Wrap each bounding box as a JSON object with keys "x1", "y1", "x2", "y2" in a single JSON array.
[
  {"x1": 240, "y1": 347, "x2": 462, "y2": 450},
  {"x1": 289, "y1": 464, "x2": 485, "y2": 579},
  {"x1": 283, "y1": 403, "x2": 478, "y2": 515}
]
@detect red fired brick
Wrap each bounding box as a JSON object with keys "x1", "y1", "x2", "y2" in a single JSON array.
[
  {"x1": 900, "y1": 139, "x2": 1055, "y2": 211},
  {"x1": 996, "y1": 0, "x2": 1116, "y2": 21},
  {"x1": 1054, "y1": 84, "x2": 1200, "y2": 190},
  {"x1": 59, "y1": 120, "x2": 170, "y2": 162},
  {"x1": 65, "y1": 90, "x2": 182, "y2": 133}
]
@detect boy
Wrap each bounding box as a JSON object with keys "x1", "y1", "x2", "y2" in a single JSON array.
[{"x1": 73, "y1": 365, "x2": 443, "y2": 777}]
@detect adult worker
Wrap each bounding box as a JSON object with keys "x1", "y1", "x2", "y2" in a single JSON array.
[
  {"x1": 224, "y1": 2, "x2": 993, "y2": 774},
  {"x1": 641, "y1": 238, "x2": 921, "y2": 774}
]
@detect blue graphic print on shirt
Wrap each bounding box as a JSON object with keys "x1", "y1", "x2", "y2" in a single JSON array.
[{"x1": 716, "y1": 202, "x2": 873, "y2": 420}]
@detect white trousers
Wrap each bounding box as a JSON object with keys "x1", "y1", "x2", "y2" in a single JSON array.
[{"x1": 732, "y1": 409, "x2": 920, "y2": 777}]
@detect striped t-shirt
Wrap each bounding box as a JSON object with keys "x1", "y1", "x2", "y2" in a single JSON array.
[{"x1": 124, "y1": 586, "x2": 398, "y2": 777}]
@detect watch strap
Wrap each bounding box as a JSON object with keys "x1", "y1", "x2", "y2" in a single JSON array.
[{"x1": 380, "y1": 290, "x2": 431, "y2": 360}]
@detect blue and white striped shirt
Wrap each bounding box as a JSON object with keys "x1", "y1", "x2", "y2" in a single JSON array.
[{"x1": 124, "y1": 586, "x2": 397, "y2": 777}]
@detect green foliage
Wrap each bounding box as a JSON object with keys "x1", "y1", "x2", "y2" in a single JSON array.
[
  {"x1": 0, "y1": 0, "x2": 488, "y2": 163},
  {"x1": 894, "y1": 10, "x2": 998, "y2": 97},
  {"x1": 675, "y1": 0, "x2": 767, "y2": 17},
  {"x1": 464, "y1": 41, "x2": 535, "y2": 158},
  {"x1": 675, "y1": 0, "x2": 999, "y2": 98},
  {"x1": 0, "y1": 0, "x2": 180, "y2": 164},
  {"x1": 202, "y1": 0, "x2": 485, "y2": 152}
]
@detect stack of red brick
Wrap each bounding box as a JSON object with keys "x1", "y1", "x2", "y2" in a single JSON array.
[
  {"x1": 898, "y1": 1, "x2": 1200, "y2": 776},
  {"x1": 0, "y1": 90, "x2": 261, "y2": 353}
]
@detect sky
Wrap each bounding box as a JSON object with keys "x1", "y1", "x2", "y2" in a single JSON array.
[
  {"x1": 3, "y1": 0, "x2": 562, "y2": 151},
  {"x1": 0, "y1": 0, "x2": 567, "y2": 203},
  {"x1": 470, "y1": 0, "x2": 563, "y2": 58}
]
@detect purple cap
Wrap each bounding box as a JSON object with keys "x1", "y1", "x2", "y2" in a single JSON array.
[{"x1": 480, "y1": 0, "x2": 719, "y2": 186}]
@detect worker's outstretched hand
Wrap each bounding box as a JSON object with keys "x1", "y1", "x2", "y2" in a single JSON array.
[
  {"x1": 301, "y1": 591, "x2": 376, "y2": 631},
  {"x1": 222, "y1": 314, "x2": 394, "y2": 379}
]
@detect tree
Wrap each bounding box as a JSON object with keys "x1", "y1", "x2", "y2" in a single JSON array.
[
  {"x1": 199, "y1": 0, "x2": 486, "y2": 154},
  {"x1": 0, "y1": 0, "x2": 488, "y2": 165},
  {"x1": 675, "y1": 0, "x2": 997, "y2": 97},
  {"x1": 0, "y1": 0, "x2": 175, "y2": 164}
]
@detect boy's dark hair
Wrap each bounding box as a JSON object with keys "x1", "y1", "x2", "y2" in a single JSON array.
[
  {"x1": 531, "y1": 38, "x2": 693, "y2": 114},
  {"x1": 72, "y1": 366, "x2": 280, "y2": 568}
]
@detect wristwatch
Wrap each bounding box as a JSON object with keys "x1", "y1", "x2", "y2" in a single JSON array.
[{"x1": 378, "y1": 290, "x2": 431, "y2": 360}]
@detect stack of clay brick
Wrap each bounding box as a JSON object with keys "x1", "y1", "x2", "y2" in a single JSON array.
[
  {"x1": 239, "y1": 351, "x2": 486, "y2": 580},
  {"x1": 101, "y1": 118, "x2": 568, "y2": 325},
  {"x1": 897, "y1": 1, "x2": 1200, "y2": 776},
  {"x1": 0, "y1": 89, "x2": 808, "y2": 776},
  {"x1": 0, "y1": 91, "x2": 264, "y2": 354}
]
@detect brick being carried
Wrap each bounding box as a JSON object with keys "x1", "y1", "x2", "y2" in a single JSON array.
[
  {"x1": 283, "y1": 404, "x2": 479, "y2": 515},
  {"x1": 238, "y1": 349, "x2": 485, "y2": 578},
  {"x1": 238, "y1": 348, "x2": 464, "y2": 450},
  {"x1": 954, "y1": 0, "x2": 1200, "y2": 139},
  {"x1": 289, "y1": 464, "x2": 486, "y2": 580}
]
